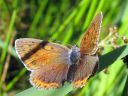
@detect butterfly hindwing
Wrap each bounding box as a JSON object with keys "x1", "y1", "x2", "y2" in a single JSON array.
[
  {"x1": 69, "y1": 55, "x2": 99, "y2": 88},
  {"x1": 30, "y1": 63, "x2": 69, "y2": 89}
]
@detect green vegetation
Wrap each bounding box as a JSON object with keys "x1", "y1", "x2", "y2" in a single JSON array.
[{"x1": 0, "y1": 0, "x2": 128, "y2": 96}]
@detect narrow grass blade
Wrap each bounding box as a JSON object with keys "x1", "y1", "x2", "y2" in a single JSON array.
[
  {"x1": 0, "y1": 0, "x2": 18, "y2": 76},
  {"x1": 121, "y1": 68, "x2": 128, "y2": 96}
]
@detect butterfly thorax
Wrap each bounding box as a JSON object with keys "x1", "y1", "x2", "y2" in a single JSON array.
[{"x1": 69, "y1": 45, "x2": 80, "y2": 65}]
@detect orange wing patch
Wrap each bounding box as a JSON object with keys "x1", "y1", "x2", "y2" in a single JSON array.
[
  {"x1": 30, "y1": 78, "x2": 60, "y2": 89},
  {"x1": 73, "y1": 75, "x2": 90, "y2": 88},
  {"x1": 44, "y1": 45, "x2": 53, "y2": 50}
]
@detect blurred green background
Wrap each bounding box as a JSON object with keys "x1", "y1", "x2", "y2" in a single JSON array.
[{"x1": 0, "y1": 0, "x2": 128, "y2": 96}]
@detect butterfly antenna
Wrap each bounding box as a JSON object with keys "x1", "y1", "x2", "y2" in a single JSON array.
[
  {"x1": 50, "y1": 38, "x2": 73, "y2": 48},
  {"x1": 65, "y1": 43, "x2": 72, "y2": 49},
  {"x1": 50, "y1": 38, "x2": 64, "y2": 44}
]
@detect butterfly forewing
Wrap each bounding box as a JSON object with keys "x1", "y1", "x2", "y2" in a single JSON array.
[
  {"x1": 15, "y1": 38, "x2": 70, "y2": 70},
  {"x1": 80, "y1": 12, "x2": 103, "y2": 55}
]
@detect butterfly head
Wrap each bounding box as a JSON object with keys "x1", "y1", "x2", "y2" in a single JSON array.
[{"x1": 69, "y1": 45, "x2": 80, "y2": 65}]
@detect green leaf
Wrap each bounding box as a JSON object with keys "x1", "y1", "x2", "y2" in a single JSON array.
[
  {"x1": 15, "y1": 45, "x2": 128, "y2": 96},
  {"x1": 15, "y1": 83, "x2": 73, "y2": 96},
  {"x1": 99, "y1": 45, "x2": 128, "y2": 71}
]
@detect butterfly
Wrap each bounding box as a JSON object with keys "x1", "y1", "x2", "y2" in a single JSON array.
[{"x1": 15, "y1": 12, "x2": 103, "y2": 89}]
